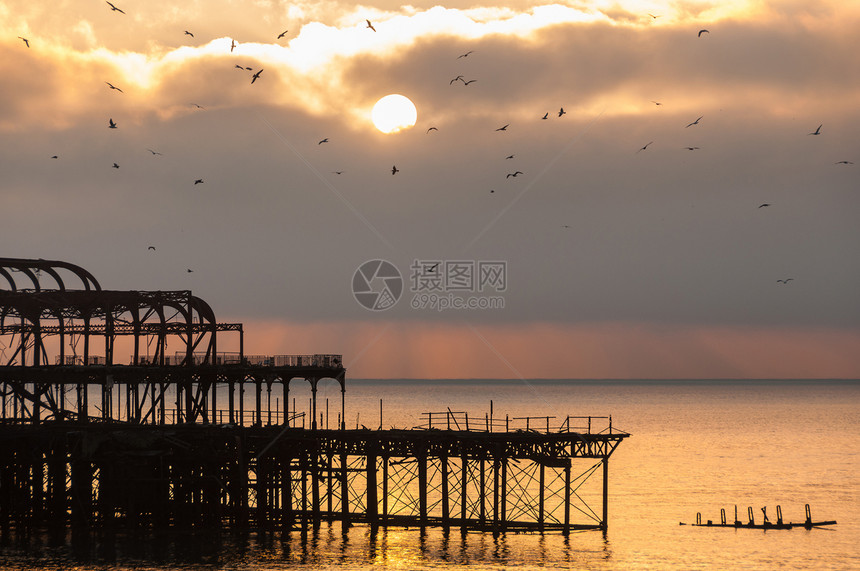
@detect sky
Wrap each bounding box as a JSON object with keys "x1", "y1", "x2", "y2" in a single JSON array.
[{"x1": 2, "y1": 0, "x2": 859, "y2": 379}]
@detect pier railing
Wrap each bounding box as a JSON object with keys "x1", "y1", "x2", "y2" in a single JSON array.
[
  {"x1": 54, "y1": 353, "x2": 343, "y2": 367},
  {"x1": 420, "y1": 411, "x2": 615, "y2": 434}
]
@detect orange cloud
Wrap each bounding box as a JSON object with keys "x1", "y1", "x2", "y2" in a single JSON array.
[{"x1": 231, "y1": 319, "x2": 860, "y2": 379}]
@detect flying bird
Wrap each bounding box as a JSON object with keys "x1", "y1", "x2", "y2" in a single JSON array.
[
  {"x1": 50, "y1": 155, "x2": 58, "y2": 159},
  {"x1": 558, "y1": 107, "x2": 566, "y2": 117},
  {"x1": 834, "y1": 160, "x2": 853, "y2": 165},
  {"x1": 147, "y1": 149, "x2": 162, "y2": 155},
  {"x1": 191, "y1": 103, "x2": 204, "y2": 109},
  {"x1": 17, "y1": 36, "x2": 29, "y2": 48},
  {"x1": 105, "y1": 81, "x2": 123, "y2": 93},
  {"x1": 505, "y1": 155, "x2": 515, "y2": 159},
  {"x1": 391, "y1": 165, "x2": 399, "y2": 175},
  {"x1": 112, "y1": 162, "x2": 119, "y2": 168},
  {"x1": 648, "y1": 13, "x2": 660, "y2": 19},
  {"x1": 147, "y1": 246, "x2": 156, "y2": 251},
  {"x1": 184, "y1": 30, "x2": 194, "y2": 38},
  {"x1": 506, "y1": 171, "x2": 523, "y2": 178},
  {"x1": 650, "y1": 100, "x2": 662, "y2": 106},
  {"x1": 366, "y1": 19, "x2": 376, "y2": 32},
  {"x1": 277, "y1": 30, "x2": 288, "y2": 39},
  {"x1": 449, "y1": 75, "x2": 464, "y2": 85},
  {"x1": 426, "y1": 127, "x2": 438, "y2": 133},
  {"x1": 457, "y1": 50, "x2": 473, "y2": 59},
  {"x1": 698, "y1": 29, "x2": 709, "y2": 37},
  {"x1": 331, "y1": 171, "x2": 344, "y2": 175},
  {"x1": 251, "y1": 69, "x2": 263, "y2": 84},
  {"x1": 186, "y1": 268, "x2": 194, "y2": 273},
  {"x1": 808, "y1": 124, "x2": 822, "y2": 135},
  {"x1": 637, "y1": 141, "x2": 653, "y2": 152},
  {"x1": 489, "y1": 189, "x2": 495, "y2": 193},
  {"x1": 194, "y1": 179, "x2": 204, "y2": 185},
  {"x1": 318, "y1": 138, "x2": 329, "y2": 145},
  {"x1": 463, "y1": 79, "x2": 477, "y2": 85},
  {"x1": 234, "y1": 65, "x2": 247, "y2": 70},
  {"x1": 495, "y1": 124, "x2": 509, "y2": 131},
  {"x1": 684, "y1": 146, "x2": 700, "y2": 150},
  {"x1": 106, "y1": 2, "x2": 125, "y2": 14},
  {"x1": 685, "y1": 116, "x2": 703, "y2": 128},
  {"x1": 108, "y1": 118, "x2": 117, "y2": 129},
  {"x1": 541, "y1": 112, "x2": 548, "y2": 120},
  {"x1": 776, "y1": 278, "x2": 794, "y2": 284},
  {"x1": 758, "y1": 203, "x2": 770, "y2": 208}
]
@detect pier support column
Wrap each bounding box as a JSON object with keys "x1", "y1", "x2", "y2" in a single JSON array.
[
  {"x1": 563, "y1": 460, "x2": 571, "y2": 535},
  {"x1": 602, "y1": 456, "x2": 609, "y2": 531},
  {"x1": 460, "y1": 454, "x2": 468, "y2": 532},
  {"x1": 441, "y1": 455, "x2": 449, "y2": 529},
  {"x1": 367, "y1": 449, "x2": 378, "y2": 531},
  {"x1": 418, "y1": 452, "x2": 428, "y2": 529},
  {"x1": 340, "y1": 452, "x2": 349, "y2": 533}
]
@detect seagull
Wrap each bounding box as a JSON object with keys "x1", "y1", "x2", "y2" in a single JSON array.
[
  {"x1": 558, "y1": 107, "x2": 566, "y2": 117},
  {"x1": 112, "y1": 162, "x2": 119, "y2": 168},
  {"x1": 698, "y1": 29, "x2": 709, "y2": 37},
  {"x1": 106, "y1": 2, "x2": 125, "y2": 14},
  {"x1": 648, "y1": 13, "x2": 660, "y2": 19},
  {"x1": 457, "y1": 51, "x2": 473, "y2": 59},
  {"x1": 506, "y1": 171, "x2": 523, "y2": 178},
  {"x1": 685, "y1": 116, "x2": 702, "y2": 128},
  {"x1": 230, "y1": 39, "x2": 236, "y2": 52},
  {"x1": 505, "y1": 155, "x2": 515, "y2": 159},
  {"x1": 489, "y1": 189, "x2": 495, "y2": 193},
  {"x1": 495, "y1": 124, "x2": 509, "y2": 131},
  {"x1": 331, "y1": 171, "x2": 344, "y2": 175},
  {"x1": 366, "y1": 19, "x2": 376, "y2": 32},
  {"x1": 184, "y1": 30, "x2": 194, "y2": 38},
  {"x1": 637, "y1": 141, "x2": 653, "y2": 152},
  {"x1": 194, "y1": 179, "x2": 204, "y2": 185},
  {"x1": 562, "y1": 225, "x2": 571, "y2": 228},
  {"x1": 684, "y1": 146, "x2": 700, "y2": 150},
  {"x1": 147, "y1": 246, "x2": 156, "y2": 251},
  {"x1": 391, "y1": 165, "x2": 399, "y2": 175},
  {"x1": 776, "y1": 278, "x2": 794, "y2": 284},
  {"x1": 251, "y1": 69, "x2": 263, "y2": 84},
  {"x1": 277, "y1": 30, "x2": 288, "y2": 39},
  {"x1": 147, "y1": 149, "x2": 162, "y2": 155},
  {"x1": 834, "y1": 160, "x2": 853, "y2": 165},
  {"x1": 50, "y1": 155, "x2": 58, "y2": 159},
  {"x1": 191, "y1": 103, "x2": 204, "y2": 109},
  {"x1": 541, "y1": 112, "x2": 548, "y2": 120},
  {"x1": 808, "y1": 124, "x2": 822, "y2": 135},
  {"x1": 234, "y1": 65, "x2": 246, "y2": 70},
  {"x1": 105, "y1": 81, "x2": 123, "y2": 93},
  {"x1": 108, "y1": 118, "x2": 117, "y2": 129},
  {"x1": 449, "y1": 75, "x2": 464, "y2": 85},
  {"x1": 758, "y1": 203, "x2": 770, "y2": 208},
  {"x1": 650, "y1": 100, "x2": 662, "y2": 106},
  {"x1": 463, "y1": 79, "x2": 477, "y2": 85},
  {"x1": 318, "y1": 138, "x2": 329, "y2": 145},
  {"x1": 17, "y1": 36, "x2": 29, "y2": 48},
  {"x1": 186, "y1": 268, "x2": 194, "y2": 273},
  {"x1": 426, "y1": 127, "x2": 438, "y2": 133}
]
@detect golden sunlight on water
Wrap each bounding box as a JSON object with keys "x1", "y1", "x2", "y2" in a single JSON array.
[{"x1": 0, "y1": 380, "x2": 857, "y2": 570}]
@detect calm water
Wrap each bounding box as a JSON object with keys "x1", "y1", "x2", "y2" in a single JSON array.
[{"x1": 1, "y1": 379, "x2": 858, "y2": 570}]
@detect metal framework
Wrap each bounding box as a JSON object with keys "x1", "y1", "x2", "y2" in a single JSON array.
[{"x1": 0, "y1": 258, "x2": 629, "y2": 534}]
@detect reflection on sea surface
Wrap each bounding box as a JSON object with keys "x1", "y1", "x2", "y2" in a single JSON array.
[{"x1": 0, "y1": 523, "x2": 611, "y2": 570}]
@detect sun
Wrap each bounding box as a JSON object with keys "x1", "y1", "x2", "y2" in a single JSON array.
[{"x1": 371, "y1": 94, "x2": 417, "y2": 134}]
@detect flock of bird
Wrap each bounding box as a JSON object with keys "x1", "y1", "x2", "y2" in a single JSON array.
[{"x1": 15, "y1": 4, "x2": 854, "y2": 287}]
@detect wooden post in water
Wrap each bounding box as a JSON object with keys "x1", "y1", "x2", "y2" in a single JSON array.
[
  {"x1": 539, "y1": 462, "x2": 546, "y2": 531},
  {"x1": 479, "y1": 457, "x2": 486, "y2": 527},
  {"x1": 500, "y1": 457, "x2": 507, "y2": 532},
  {"x1": 311, "y1": 447, "x2": 321, "y2": 526}
]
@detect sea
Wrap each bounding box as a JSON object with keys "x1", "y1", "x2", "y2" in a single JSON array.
[{"x1": 1, "y1": 379, "x2": 857, "y2": 570}]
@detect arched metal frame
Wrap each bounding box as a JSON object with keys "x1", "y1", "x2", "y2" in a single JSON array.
[{"x1": 0, "y1": 258, "x2": 345, "y2": 427}]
